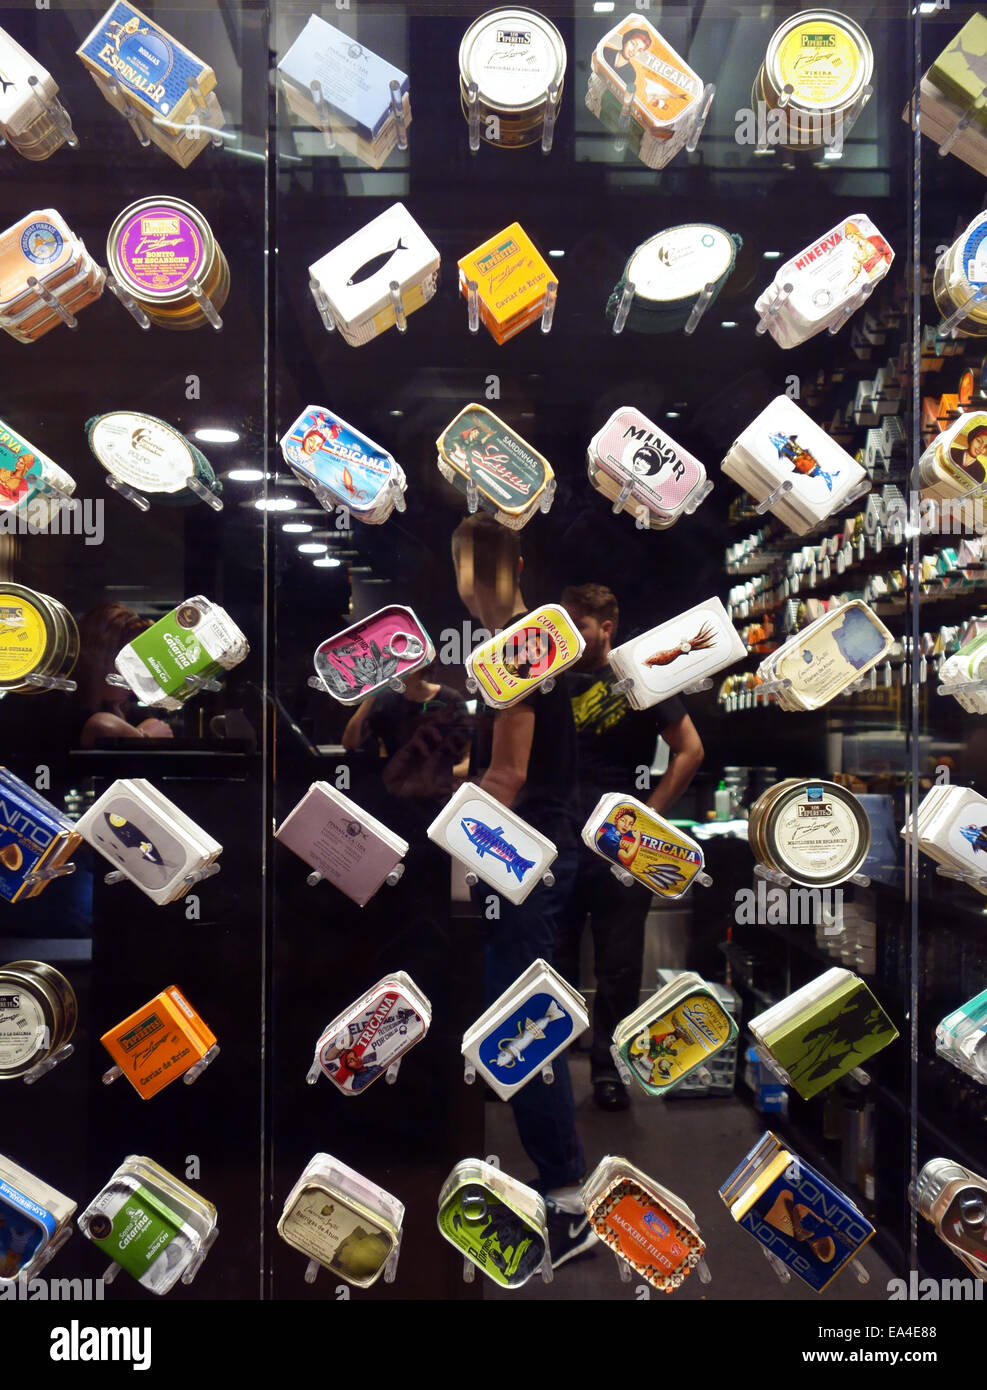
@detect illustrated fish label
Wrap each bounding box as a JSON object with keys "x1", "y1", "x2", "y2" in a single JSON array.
[
  {"x1": 0, "y1": 1177, "x2": 56, "y2": 1277},
  {"x1": 476, "y1": 990, "x2": 575, "y2": 1088},
  {"x1": 317, "y1": 987, "x2": 428, "y2": 1094},
  {"x1": 945, "y1": 792, "x2": 987, "y2": 871},
  {"x1": 437, "y1": 405, "x2": 550, "y2": 516},
  {"x1": 437, "y1": 1186, "x2": 545, "y2": 1288},
  {"x1": 610, "y1": 597, "x2": 745, "y2": 704},
  {"x1": 280, "y1": 406, "x2": 397, "y2": 514},
  {"x1": 585, "y1": 795, "x2": 705, "y2": 899},
  {"x1": 77, "y1": 2, "x2": 216, "y2": 121},
  {"x1": 467, "y1": 605, "x2": 583, "y2": 707},
  {"x1": 620, "y1": 989, "x2": 736, "y2": 1092},
  {"x1": 590, "y1": 408, "x2": 704, "y2": 515},
  {"x1": 735, "y1": 396, "x2": 865, "y2": 513},
  {"x1": 440, "y1": 792, "x2": 545, "y2": 889},
  {"x1": 314, "y1": 606, "x2": 431, "y2": 704},
  {"x1": 0, "y1": 212, "x2": 77, "y2": 313},
  {"x1": 774, "y1": 602, "x2": 892, "y2": 707},
  {"x1": 589, "y1": 15, "x2": 702, "y2": 137},
  {"x1": 308, "y1": 203, "x2": 439, "y2": 331}
]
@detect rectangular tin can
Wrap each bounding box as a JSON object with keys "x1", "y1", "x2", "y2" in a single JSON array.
[
  {"x1": 582, "y1": 792, "x2": 706, "y2": 900},
  {"x1": 275, "y1": 781, "x2": 408, "y2": 907},
  {"x1": 436, "y1": 404, "x2": 554, "y2": 528},
  {"x1": 427, "y1": 781, "x2": 557, "y2": 906},
  {"x1": 588, "y1": 406, "x2": 708, "y2": 523},
  {"x1": 608, "y1": 597, "x2": 746, "y2": 709},
  {"x1": 462, "y1": 957, "x2": 587, "y2": 1101},
  {"x1": 278, "y1": 1153, "x2": 403, "y2": 1287},
  {"x1": 582, "y1": 1155, "x2": 705, "y2": 1291},
  {"x1": 437, "y1": 1158, "x2": 547, "y2": 1287},
  {"x1": 0, "y1": 1153, "x2": 75, "y2": 1282},
  {"x1": 76, "y1": 2, "x2": 219, "y2": 123},
  {"x1": 466, "y1": 604, "x2": 584, "y2": 709},
  {"x1": 280, "y1": 405, "x2": 403, "y2": 521},
  {"x1": 457, "y1": 222, "x2": 554, "y2": 344},
  {"x1": 313, "y1": 605, "x2": 434, "y2": 705},
  {"x1": 314, "y1": 972, "x2": 431, "y2": 1095},
  {"x1": 101, "y1": 986, "x2": 217, "y2": 1100},
  {"x1": 613, "y1": 971, "x2": 738, "y2": 1096}
]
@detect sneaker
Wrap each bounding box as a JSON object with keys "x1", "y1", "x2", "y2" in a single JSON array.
[{"x1": 545, "y1": 1197, "x2": 598, "y2": 1270}]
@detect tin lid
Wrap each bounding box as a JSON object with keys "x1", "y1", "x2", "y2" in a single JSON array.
[
  {"x1": 756, "y1": 779, "x2": 871, "y2": 887},
  {"x1": 86, "y1": 412, "x2": 201, "y2": 494},
  {"x1": 466, "y1": 604, "x2": 584, "y2": 707},
  {"x1": 107, "y1": 197, "x2": 214, "y2": 304},
  {"x1": 764, "y1": 9, "x2": 872, "y2": 113},
  {"x1": 624, "y1": 225, "x2": 737, "y2": 306},
  {"x1": 458, "y1": 222, "x2": 553, "y2": 329},
  {"x1": 309, "y1": 203, "x2": 440, "y2": 329},
  {"x1": 313, "y1": 604, "x2": 432, "y2": 704},
  {"x1": 0, "y1": 211, "x2": 79, "y2": 314},
  {"x1": 437, "y1": 404, "x2": 552, "y2": 516},
  {"x1": 0, "y1": 961, "x2": 73, "y2": 1076},
  {"x1": 0, "y1": 584, "x2": 59, "y2": 689},
  {"x1": 280, "y1": 405, "x2": 398, "y2": 514},
  {"x1": 278, "y1": 1173, "x2": 399, "y2": 1286},
  {"x1": 459, "y1": 8, "x2": 566, "y2": 114}
]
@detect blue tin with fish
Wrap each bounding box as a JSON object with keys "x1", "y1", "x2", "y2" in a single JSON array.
[{"x1": 279, "y1": 405, "x2": 404, "y2": 521}]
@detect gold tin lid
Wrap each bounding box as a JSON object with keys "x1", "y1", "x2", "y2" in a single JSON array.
[
  {"x1": 0, "y1": 584, "x2": 62, "y2": 691},
  {"x1": 107, "y1": 197, "x2": 219, "y2": 308},
  {"x1": 459, "y1": 8, "x2": 567, "y2": 116},
  {"x1": 764, "y1": 10, "x2": 872, "y2": 114}
]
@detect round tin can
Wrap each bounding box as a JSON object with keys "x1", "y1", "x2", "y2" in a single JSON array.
[
  {"x1": 86, "y1": 412, "x2": 222, "y2": 504},
  {"x1": 106, "y1": 198, "x2": 229, "y2": 330},
  {"x1": 458, "y1": 8, "x2": 566, "y2": 148},
  {"x1": 0, "y1": 584, "x2": 73, "y2": 693},
  {"x1": 762, "y1": 10, "x2": 872, "y2": 111},
  {"x1": 0, "y1": 960, "x2": 77, "y2": 1079},
  {"x1": 934, "y1": 222, "x2": 987, "y2": 337},
  {"x1": 609, "y1": 224, "x2": 741, "y2": 333},
  {"x1": 749, "y1": 778, "x2": 871, "y2": 887}
]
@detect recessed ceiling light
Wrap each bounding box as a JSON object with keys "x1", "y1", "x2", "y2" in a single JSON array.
[
  {"x1": 666, "y1": 411, "x2": 681, "y2": 419},
  {"x1": 720, "y1": 321, "x2": 738, "y2": 329},
  {"x1": 254, "y1": 497, "x2": 297, "y2": 511},
  {"x1": 226, "y1": 468, "x2": 265, "y2": 482},
  {"x1": 314, "y1": 557, "x2": 342, "y2": 568},
  {"x1": 298, "y1": 542, "x2": 328, "y2": 554},
  {"x1": 194, "y1": 428, "x2": 240, "y2": 444},
  {"x1": 548, "y1": 249, "x2": 565, "y2": 258},
  {"x1": 282, "y1": 522, "x2": 313, "y2": 533},
  {"x1": 763, "y1": 251, "x2": 782, "y2": 259}
]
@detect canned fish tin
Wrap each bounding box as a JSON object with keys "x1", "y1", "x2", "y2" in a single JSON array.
[
  {"x1": 278, "y1": 15, "x2": 411, "y2": 170},
  {"x1": 461, "y1": 958, "x2": 588, "y2": 1101},
  {"x1": 0, "y1": 961, "x2": 77, "y2": 1079},
  {"x1": 85, "y1": 412, "x2": 221, "y2": 505},
  {"x1": 79, "y1": 1155, "x2": 217, "y2": 1294},
  {"x1": 437, "y1": 1158, "x2": 548, "y2": 1287},
  {"x1": 279, "y1": 405, "x2": 406, "y2": 522},
  {"x1": 608, "y1": 597, "x2": 747, "y2": 709},
  {"x1": 465, "y1": 604, "x2": 584, "y2": 708},
  {"x1": 0, "y1": 769, "x2": 80, "y2": 903},
  {"x1": 427, "y1": 781, "x2": 557, "y2": 907},
  {"x1": 436, "y1": 404, "x2": 555, "y2": 528},
  {"x1": 458, "y1": 8, "x2": 566, "y2": 149},
  {"x1": 0, "y1": 26, "x2": 75, "y2": 161},
  {"x1": 278, "y1": 1153, "x2": 403, "y2": 1287},
  {"x1": 101, "y1": 987, "x2": 218, "y2": 1100},
  {"x1": 721, "y1": 1132, "x2": 875, "y2": 1291},
  {"x1": 0, "y1": 211, "x2": 103, "y2": 342},
  {"x1": 0, "y1": 585, "x2": 78, "y2": 694},
  {"x1": 613, "y1": 970, "x2": 738, "y2": 1095},
  {"x1": 457, "y1": 222, "x2": 555, "y2": 344},
  {"x1": 762, "y1": 600, "x2": 893, "y2": 711},
  {"x1": 311, "y1": 972, "x2": 431, "y2": 1096},
  {"x1": 910, "y1": 1159, "x2": 987, "y2": 1280},
  {"x1": 313, "y1": 605, "x2": 434, "y2": 705},
  {"x1": 933, "y1": 212, "x2": 987, "y2": 338},
  {"x1": 113, "y1": 596, "x2": 248, "y2": 709},
  {"x1": 759, "y1": 9, "x2": 873, "y2": 148},
  {"x1": 0, "y1": 1153, "x2": 75, "y2": 1281},
  {"x1": 585, "y1": 15, "x2": 705, "y2": 170},
  {"x1": 0, "y1": 420, "x2": 75, "y2": 526},
  {"x1": 936, "y1": 987, "x2": 987, "y2": 1083},
  {"x1": 308, "y1": 204, "x2": 439, "y2": 347},
  {"x1": 106, "y1": 198, "x2": 228, "y2": 329},
  {"x1": 582, "y1": 792, "x2": 707, "y2": 899},
  {"x1": 587, "y1": 407, "x2": 710, "y2": 526},
  {"x1": 276, "y1": 782, "x2": 409, "y2": 908},
  {"x1": 582, "y1": 1156, "x2": 705, "y2": 1291},
  {"x1": 606, "y1": 225, "x2": 741, "y2": 334},
  {"x1": 748, "y1": 779, "x2": 870, "y2": 888}
]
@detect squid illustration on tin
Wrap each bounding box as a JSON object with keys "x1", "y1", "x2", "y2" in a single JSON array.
[{"x1": 644, "y1": 621, "x2": 716, "y2": 668}]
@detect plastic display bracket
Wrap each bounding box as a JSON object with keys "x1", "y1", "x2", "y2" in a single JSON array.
[
  {"x1": 936, "y1": 864, "x2": 987, "y2": 891},
  {"x1": 540, "y1": 280, "x2": 558, "y2": 335},
  {"x1": 756, "y1": 281, "x2": 794, "y2": 336},
  {"x1": 937, "y1": 285, "x2": 987, "y2": 339},
  {"x1": 937, "y1": 83, "x2": 987, "y2": 158},
  {"x1": 21, "y1": 1042, "x2": 73, "y2": 1085},
  {"x1": 389, "y1": 79, "x2": 409, "y2": 151},
  {"x1": 103, "y1": 474, "x2": 151, "y2": 512},
  {"x1": 105, "y1": 76, "x2": 151, "y2": 146},
  {"x1": 25, "y1": 276, "x2": 77, "y2": 330},
  {"x1": 310, "y1": 78, "x2": 336, "y2": 150},
  {"x1": 467, "y1": 80, "x2": 480, "y2": 153},
  {"x1": 106, "y1": 274, "x2": 152, "y2": 330},
  {"x1": 755, "y1": 478, "x2": 794, "y2": 515},
  {"x1": 684, "y1": 282, "x2": 715, "y2": 336},
  {"x1": 541, "y1": 80, "x2": 561, "y2": 155},
  {"x1": 309, "y1": 278, "x2": 336, "y2": 333},
  {"x1": 23, "y1": 861, "x2": 77, "y2": 887},
  {"x1": 609, "y1": 1043, "x2": 634, "y2": 1088},
  {"x1": 27, "y1": 74, "x2": 78, "y2": 148},
  {"x1": 23, "y1": 672, "x2": 77, "y2": 692},
  {"x1": 686, "y1": 82, "x2": 716, "y2": 153},
  {"x1": 612, "y1": 279, "x2": 636, "y2": 336}
]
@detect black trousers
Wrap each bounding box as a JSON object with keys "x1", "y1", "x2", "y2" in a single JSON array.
[{"x1": 555, "y1": 847, "x2": 653, "y2": 1082}]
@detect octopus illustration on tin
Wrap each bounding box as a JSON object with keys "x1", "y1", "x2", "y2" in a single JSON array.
[{"x1": 770, "y1": 432, "x2": 840, "y2": 493}]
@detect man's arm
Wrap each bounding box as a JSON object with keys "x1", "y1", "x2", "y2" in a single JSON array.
[
  {"x1": 478, "y1": 700, "x2": 535, "y2": 808},
  {"x1": 341, "y1": 695, "x2": 377, "y2": 750},
  {"x1": 646, "y1": 713, "x2": 704, "y2": 817}
]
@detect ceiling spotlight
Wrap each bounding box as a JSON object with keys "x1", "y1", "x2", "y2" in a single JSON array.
[
  {"x1": 194, "y1": 428, "x2": 240, "y2": 444},
  {"x1": 254, "y1": 497, "x2": 297, "y2": 511}
]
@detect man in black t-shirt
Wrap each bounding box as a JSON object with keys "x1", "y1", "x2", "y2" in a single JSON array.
[{"x1": 557, "y1": 583, "x2": 704, "y2": 1113}]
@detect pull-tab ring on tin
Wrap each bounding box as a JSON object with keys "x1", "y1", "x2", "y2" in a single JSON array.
[
  {"x1": 461, "y1": 1187, "x2": 488, "y2": 1222},
  {"x1": 387, "y1": 632, "x2": 425, "y2": 662}
]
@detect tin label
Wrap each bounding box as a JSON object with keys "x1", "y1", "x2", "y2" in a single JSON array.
[
  {"x1": 438, "y1": 1188, "x2": 545, "y2": 1286},
  {"x1": 783, "y1": 216, "x2": 893, "y2": 324},
  {"x1": 19, "y1": 221, "x2": 63, "y2": 265},
  {"x1": 462, "y1": 14, "x2": 563, "y2": 108},
  {"x1": 89, "y1": 413, "x2": 195, "y2": 493},
  {"x1": 948, "y1": 801, "x2": 987, "y2": 869},
  {"x1": 469, "y1": 606, "x2": 582, "y2": 706},
  {"x1": 114, "y1": 205, "x2": 207, "y2": 296},
  {"x1": 591, "y1": 16, "x2": 701, "y2": 135},
  {"x1": 281, "y1": 407, "x2": 394, "y2": 511},
  {"x1": 591, "y1": 1181, "x2": 699, "y2": 1288},
  {"x1": 315, "y1": 608, "x2": 429, "y2": 701},
  {"x1": 86, "y1": 1182, "x2": 181, "y2": 1282},
  {"x1": 0, "y1": 590, "x2": 47, "y2": 682},
  {"x1": 622, "y1": 990, "x2": 733, "y2": 1090},
  {"x1": 439, "y1": 407, "x2": 547, "y2": 512},
  {"x1": 621, "y1": 601, "x2": 740, "y2": 700},
  {"x1": 112, "y1": 1010, "x2": 196, "y2": 1091},
  {"x1": 78, "y1": 2, "x2": 210, "y2": 118},
  {"x1": 458, "y1": 223, "x2": 552, "y2": 328},
  {"x1": 775, "y1": 606, "x2": 890, "y2": 705},
  {"x1": 591, "y1": 801, "x2": 703, "y2": 897},
  {"x1": 477, "y1": 990, "x2": 575, "y2": 1086},
  {"x1": 592, "y1": 409, "x2": 703, "y2": 514},
  {"x1": 125, "y1": 602, "x2": 235, "y2": 697},
  {"x1": 775, "y1": 21, "x2": 861, "y2": 108},
  {"x1": 626, "y1": 226, "x2": 733, "y2": 303},
  {"x1": 0, "y1": 1180, "x2": 55, "y2": 1276},
  {"x1": 0, "y1": 426, "x2": 43, "y2": 512},
  {"x1": 0, "y1": 987, "x2": 45, "y2": 1069},
  {"x1": 278, "y1": 15, "x2": 408, "y2": 141},
  {"x1": 318, "y1": 990, "x2": 426, "y2": 1093},
  {"x1": 772, "y1": 788, "x2": 863, "y2": 881},
  {"x1": 281, "y1": 1187, "x2": 392, "y2": 1280},
  {"x1": 85, "y1": 793, "x2": 190, "y2": 893},
  {"x1": 441, "y1": 795, "x2": 544, "y2": 890}
]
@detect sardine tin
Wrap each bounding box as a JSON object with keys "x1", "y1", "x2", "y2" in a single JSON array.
[
  {"x1": 582, "y1": 1155, "x2": 705, "y2": 1291},
  {"x1": 275, "y1": 782, "x2": 408, "y2": 908},
  {"x1": 313, "y1": 606, "x2": 434, "y2": 705},
  {"x1": 77, "y1": 3, "x2": 218, "y2": 121},
  {"x1": 427, "y1": 781, "x2": 557, "y2": 907},
  {"x1": 582, "y1": 792, "x2": 706, "y2": 900},
  {"x1": 278, "y1": 1153, "x2": 403, "y2": 1287},
  {"x1": 437, "y1": 1158, "x2": 548, "y2": 1287},
  {"x1": 613, "y1": 971, "x2": 738, "y2": 1095},
  {"x1": 0, "y1": 1153, "x2": 75, "y2": 1282},
  {"x1": 588, "y1": 407, "x2": 707, "y2": 520},
  {"x1": 314, "y1": 972, "x2": 431, "y2": 1096},
  {"x1": 280, "y1": 405, "x2": 402, "y2": 518},
  {"x1": 466, "y1": 604, "x2": 584, "y2": 709},
  {"x1": 436, "y1": 404, "x2": 554, "y2": 527}
]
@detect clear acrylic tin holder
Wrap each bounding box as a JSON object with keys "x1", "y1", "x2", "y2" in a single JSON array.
[
  {"x1": 608, "y1": 1041, "x2": 713, "y2": 1093},
  {"x1": 610, "y1": 674, "x2": 714, "y2": 698},
  {"x1": 684, "y1": 282, "x2": 716, "y2": 336},
  {"x1": 23, "y1": 860, "x2": 77, "y2": 889},
  {"x1": 7, "y1": 1221, "x2": 73, "y2": 1281},
  {"x1": 828, "y1": 279, "x2": 875, "y2": 337},
  {"x1": 755, "y1": 478, "x2": 794, "y2": 514},
  {"x1": 935, "y1": 863, "x2": 987, "y2": 892},
  {"x1": 755, "y1": 84, "x2": 794, "y2": 154},
  {"x1": 761, "y1": 1241, "x2": 868, "y2": 1286},
  {"x1": 937, "y1": 285, "x2": 987, "y2": 339},
  {"x1": 936, "y1": 84, "x2": 987, "y2": 158},
  {"x1": 832, "y1": 84, "x2": 873, "y2": 149},
  {"x1": 466, "y1": 278, "x2": 556, "y2": 336},
  {"x1": 24, "y1": 75, "x2": 78, "y2": 150},
  {"x1": 104, "y1": 77, "x2": 152, "y2": 147},
  {"x1": 461, "y1": 864, "x2": 555, "y2": 887},
  {"x1": 462, "y1": 1053, "x2": 556, "y2": 1088},
  {"x1": 457, "y1": 1155, "x2": 553, "y2": 1286},
  {"x1": 102, "y1": 1042, "x2": 220, "y2": 1089},
  {"x1": 756, "y1": 282, "x2": 794, "y2": 336},
  {"x1": 309, "y1": 278, "x2": 335, "y2": 333},
  {"x1": 106, "y1": 273, "x2": 151, "y2": 330},
  {"x1": 19, "y1": 671, "x2": 78, "y2": 693},
  {"x1": 609, "y1": 861, "x2": 712, "y2": 889},
  {"x1": 466, "y1": 81, "x2": 481, "y2": 153},
  {"x1": 306, "y1": 1048, "x2": 404, "y2": 1087},
  {"x1": 25, "y1": 276, "x2": 77, "y2": 330},
  {"x1": 939, "y1": 677, "x2": 987, "y2": 700},
  {"x1": 175, "y1": 75, "x2": 223, "y2": 148},
  {"x1": 106, "y1": 671, "x2": 223, "y2": 699},
  {"x1": 541, "y1": 82, "x2": 562, "y2": 155},
  {"x1": 306, "y1": 862, "x2": 405, "y2": 889},
  {"x1": 101, "y1": 1224, "x2": 218, "y2": 1288},
  {"x1": 310, "y1": 78, "x2": 337, "y2": 152},
  {"x1": 754, "y1": 861, "x2": 870, "y2": 890},
  {"x1": 104, "y1": 862, "x2": 221, "y2": 888},
  {"x1": 21, "y1": 1041, "x2": 74, "y2": 1084},
  {"x1": 611, "y1": 279, "x2": 636, "y2": 336},
  {"x1": 685, "y1": 83, "x2": 716, "y2": 154},
  {"x1": 389, "y1": 79, "x2": 409, "y2": 152},
  {"x1": 612, "y1": 1246, "x2": 711, "y2": 1286}
]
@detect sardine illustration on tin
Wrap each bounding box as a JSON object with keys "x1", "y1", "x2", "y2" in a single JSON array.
[
  {"x1": 495, "y1": 1000, "x2": 566, "y2": 1068},
  {"x1": 104, "y1": 813, "x2": 165, "y2": 865},
  {"x1": 460, "y1": 818, "x2": 534, "y2": 883},
  {"x1": 347, "y1": 239, "x2": 408, "y2": 286}
]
